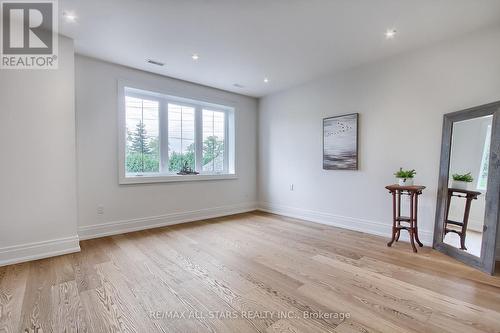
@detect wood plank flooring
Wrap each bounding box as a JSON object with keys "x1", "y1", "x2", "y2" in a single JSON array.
[{"x1": 1, "y1": 211, "x2": 500, "y2": 332}]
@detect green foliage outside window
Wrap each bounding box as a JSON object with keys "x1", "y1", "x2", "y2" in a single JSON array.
[
  {"x1": 168, "y1": 146, "x2": 195, "y2": 173},
  {"x1": 126, "y1": 152, "x2": 160, "y2": 173},
  {"x1": 126, "y1": 123, "x2": 224, "y2": 174},
  {"x1": 203, "y1": 136, "x2": 225, "y2": 167},
  {"x1": 126, "y1": 122, "x2": 159, "y2": 173},
  {"x1": 129, "y1": 122, "x2": 151, "y2": 155}
]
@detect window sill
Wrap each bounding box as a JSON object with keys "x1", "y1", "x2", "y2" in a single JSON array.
[{"x1": 119, "y1": 173, "x2": 238, "y2": 185}]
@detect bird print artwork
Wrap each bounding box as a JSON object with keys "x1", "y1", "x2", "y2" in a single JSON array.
[{"x1": 323, "y1": 113, "x2": 358, "y2": 170}]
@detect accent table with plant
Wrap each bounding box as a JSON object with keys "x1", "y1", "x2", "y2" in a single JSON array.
[
  {"x1": 385, "y1": 183, "x2": 426, "y2": 253},
  {"x1": 451, "y1": 172, "x2": 473, "y2": 190}
]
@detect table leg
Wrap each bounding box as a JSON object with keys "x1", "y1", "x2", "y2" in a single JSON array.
[
  {"x1": 460, "y1": 234, "x2": 467, "y2": 251},
  {"x1": 445, "y1": 191, "x2": 452, "y2": 231},
  {"x1": 414, "y1": 192, "x2": 423, "y2": 247},
  {"x1": 387, "y1": 191, "x2": 397, "y2": 247},
  {"x1": 459, "y1": 196, "x2": 473, "y2": 251},
  {"x1": 395, "y1": 190, "x2": 401, "y2": 241},
  {"x1": 409, "y1": 192, "x2": 417, "y2": 253}
]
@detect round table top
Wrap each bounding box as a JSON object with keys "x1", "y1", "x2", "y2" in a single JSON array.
[{"x1": 385, "y1": 184, "x2": 426, "y2": 191}]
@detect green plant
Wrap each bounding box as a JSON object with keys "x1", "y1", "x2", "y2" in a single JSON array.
[
  {"x1": 452, "y1": 172, "x2": 473, "y2": 182},
  {"x1": 394, "y1": 168, "x2": 416, "y2": 180}
]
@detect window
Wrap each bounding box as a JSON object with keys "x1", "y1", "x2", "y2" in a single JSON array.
[
  {"x1": 202, "y1": 109, "x2": 226, "y2": 173},
  {"x1": 168, "y1": 103, "x2": 196, "y2": 173},
  {"x1": 119, "y1": 86, "x2": 235, "y2": 184},
  {"x1": 477, "y1": 125, "x2": 491, "y2": 191},
  {"x1": 125, "y1": 96, "x2": 160, "y2": 174}
]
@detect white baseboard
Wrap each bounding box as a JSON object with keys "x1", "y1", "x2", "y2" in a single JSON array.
[
  {"x1": 78, "y1": 202, "x2": 258, "y2": 240},
  {"x1": 258, "y1": 202, "x2": 434, "y2": 246},
  {"x1": 0, "y1": 235, "x2": 81, "y2": 267}
]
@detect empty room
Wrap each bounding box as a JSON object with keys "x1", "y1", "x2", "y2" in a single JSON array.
[{"x1": 1, "y1": 0, "x2": 500, "y2": 332}]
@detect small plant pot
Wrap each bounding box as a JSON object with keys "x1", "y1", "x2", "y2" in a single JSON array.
[
  {"x1": 452, "y1": 180, "x2": 469, "y2": 190},
  {"x1": 398, "y1": 178, "x2": 414, "y2": 186}
]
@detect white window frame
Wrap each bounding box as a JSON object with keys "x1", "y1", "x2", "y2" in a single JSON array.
[{"x1": 118, "y1": 82, "x2": 236, "y2": 184}]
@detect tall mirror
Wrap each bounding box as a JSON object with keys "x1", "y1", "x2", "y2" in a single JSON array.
[{"x1": 434, "y1": 102, "x2": 500, "y2": 274}]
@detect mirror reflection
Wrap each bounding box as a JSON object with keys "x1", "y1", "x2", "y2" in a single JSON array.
[{"x1": 443, "y1": 115, "x2": 492, "y2": 257}]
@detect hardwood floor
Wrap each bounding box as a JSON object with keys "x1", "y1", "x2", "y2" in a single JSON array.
[{"x1": 1, "y1": 211, "x2": 500, "y2": 332}]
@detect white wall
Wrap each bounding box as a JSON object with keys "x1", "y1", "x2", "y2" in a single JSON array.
[
  {"x1": 75, "y1": 56, "x2": 258, "y2": 239},
  {"x1": 0, "y1": 36, "x2": 80, "y2": 265},
  {"x1": 258, "y1": 27, "x2": 500, "y2": 258}
]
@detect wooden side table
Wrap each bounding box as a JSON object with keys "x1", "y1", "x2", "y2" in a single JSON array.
[
  {"x1": 386, "y1": 184, "x2": 426, "y2": 253},
  {"x1": 444, "y1": 188, "x2": 481, "y2": 250}
]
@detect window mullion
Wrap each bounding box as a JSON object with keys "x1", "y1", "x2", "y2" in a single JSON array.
[
  {"x1": 159, "y1": 100, "x2": 169, "y2": 174},
  {"x1": 223, "y1": 110, "x2": 229, "y2": 173},
  {"x1": 212, "y1": 112, "x2": 215, "y2": 172},
  {"x1": 195, "y1": 107, "x2": 203, "y2": 172},
  {"x1": 140, "y1": 100, "x2": 145, "y2": 175}
]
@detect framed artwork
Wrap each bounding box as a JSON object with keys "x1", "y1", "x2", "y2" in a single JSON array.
[{"x1": 323, "y1": 113, "x2": 358, "y2": 170}]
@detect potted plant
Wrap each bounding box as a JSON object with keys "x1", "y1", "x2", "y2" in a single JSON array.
[
  {"x1": 451, "y1": 172, "x2": 473, "y2": 190},
  {"x1": 394, "y1": 168, "x2": 416, "y2": 186}
]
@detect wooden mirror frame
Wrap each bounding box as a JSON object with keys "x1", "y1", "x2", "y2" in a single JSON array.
[{"x1": 433, "y1": 101, "x2": 500, "y2": 275}]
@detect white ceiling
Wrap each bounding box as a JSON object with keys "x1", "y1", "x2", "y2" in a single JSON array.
[{"x1": 59, "y1": 0, "x2": 500, "y2": 97}]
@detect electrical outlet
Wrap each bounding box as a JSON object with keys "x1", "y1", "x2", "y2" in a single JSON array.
[
  {"x1": 290, "y1": 184, "x2": 294, "y2": 191},
  {"x1": 97, "y1": 205, "x2": 104, "y2": 215}
]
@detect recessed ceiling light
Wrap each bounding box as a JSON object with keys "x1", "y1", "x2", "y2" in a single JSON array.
[
  {"x1": 385, "y1": 29, "x2": 397, "y2": 39},
  {"x1": 192, "y1": 54, "x2": 199, "y2": 61},
  {"x1": 264, "y1": 78, "x2": 269, "y2": 83},
  {"x1": 63, "y1": 11, "x2": 77, "y2": 22},
  {"x1": 146, "y1": 59, "x2": 165, "y2": 66}
]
